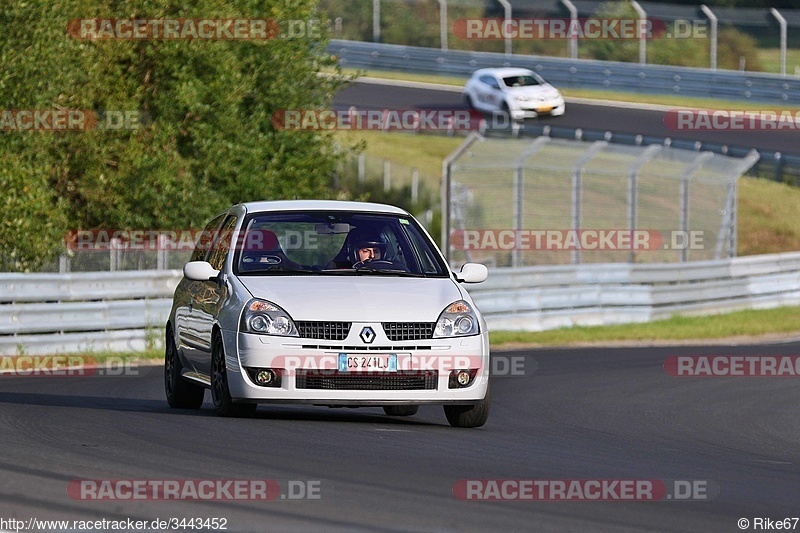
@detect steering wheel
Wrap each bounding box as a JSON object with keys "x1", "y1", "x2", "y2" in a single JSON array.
[{"x1": 353, "y1": 259, "x2": 409, "y2": 272}]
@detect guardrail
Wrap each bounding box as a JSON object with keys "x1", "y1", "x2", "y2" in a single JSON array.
[
  {"x1": 328, "y1": 39, "x2": 800, "y2": 104},
  {"x1": 2, "y1": 253, "x2": 800, "y2": 353},
  {"x1": 470, "y1": 251, "x2": 800, "y2": 331},
  {"x1": 0, "y1": 270, "x2": 180, "y2": 355}
]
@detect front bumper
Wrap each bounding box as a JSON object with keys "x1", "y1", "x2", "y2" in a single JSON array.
[
  {"x1": 223, "y1": 327, "x2": 490, "y2": 404},
  {"x1": 512, "y1": 98, "x2": 566, "y2": 119}
]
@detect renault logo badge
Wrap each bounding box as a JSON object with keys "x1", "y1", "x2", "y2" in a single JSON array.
[{"x1": 360, "y1": 326, "x2": 376, "y2": 344}]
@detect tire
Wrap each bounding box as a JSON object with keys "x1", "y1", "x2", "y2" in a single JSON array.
[
  {"x1": 463, "y1": 93, "x2": 474, "y2": 109},
  {"x1": 383, "y1": 405, "x2": 419, "y2": 417},
  {"x1": 501, "y1": 101, "x2": 524, "y2": 125},
  {"x1": 211, "y1": 335, "x2": 257, "y2": 418},
  {"x1": 443, "y1": 383, "x2": 490, "y2": 428},
  {"x1": 164, "y1": 328, "x2": 205, "y2": 409}
]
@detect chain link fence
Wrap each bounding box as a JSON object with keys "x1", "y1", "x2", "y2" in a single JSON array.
[{"x1": 444, "y1": 133, "x2": 759, "y2": 267}]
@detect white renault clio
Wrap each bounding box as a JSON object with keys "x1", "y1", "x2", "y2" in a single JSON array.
[{"x1": 165, "y1": 200, "x2": 491, "y2": 427}]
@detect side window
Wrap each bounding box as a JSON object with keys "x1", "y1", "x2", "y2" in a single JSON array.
[
  {"x1": 190, "y1": 213, "x2": 226, "y2": 262},
  {"x1": 480, "y1": 76, "x2": 499, "y2": 89},
  {"x1": 207, "y1": 215, "x2": 238, "y2": 270}
]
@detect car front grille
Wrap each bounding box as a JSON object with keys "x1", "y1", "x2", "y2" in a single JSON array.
[
  {"x1": 296, "y1": 321, "x2": 351, "y2": 341},
  {"x1": 295, "y1": 370, "x2": 438, "y2": 390},
  {"x1": 382, "y1": 322, "x2": 436, "y2": 341}
]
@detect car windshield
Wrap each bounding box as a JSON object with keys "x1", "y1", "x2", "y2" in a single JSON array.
[
  {"x1": 502, "y1": 74, "x2": 542, "y2": 87},
  {"x1": 232, "y1": 211, "x2": 448, "y2": 277}
]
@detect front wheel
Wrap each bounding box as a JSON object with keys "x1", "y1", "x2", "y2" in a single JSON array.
[
  {"x1": 211, "y1": 335, "x2": 257, "y2": 418},
  {"x1": 383, "y1": 405, "x2": 419, "y2": 417},
  {"x1": 463, "y1": 93, "x2": 475, "y2": 109},
  {"x1": 443, "y1": 383, "x2": 490, "y2": 428},
  {"x1": 164, "y1": 329, "x2": 204, "y2": 409}
]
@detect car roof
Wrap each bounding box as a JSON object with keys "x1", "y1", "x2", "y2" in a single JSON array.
[
  {"x1": 237, "y1": 199, "x2": 409, "y2": 215},
  {"x1": 473, "y1": 67, "x2": 536, "y2": 78}
]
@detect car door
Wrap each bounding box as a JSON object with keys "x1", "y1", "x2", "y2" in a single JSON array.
[
  {"x1": 175, "y1": 212, "x2": 226, "y2": 372},
  {"x1": 478, "y1": 75, "x2": 503, "y2": 110},
  {"x1": 189, "y1": 213, "x2": 238, "y2": 375}
]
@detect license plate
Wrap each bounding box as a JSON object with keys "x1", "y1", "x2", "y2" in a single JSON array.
[
  {"x1": 537, "y1": 106, "x2": 553, "y2": 113},
  {"x1": 338, "y1": 353, "x2": 397, "y2": 372}
]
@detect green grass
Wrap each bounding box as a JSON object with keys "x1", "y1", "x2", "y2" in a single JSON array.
[
  {"x1": 756, "y1": 48, "x2": 800, "y2": 76},
  {"x1": 490, "y1": 305, "x2": 800, "y2": 347},
  {"x1": 84, "y1": 350, "x2": 163, "y2": 362},
  {"x1": 336, "y1": 130, "x2": 463, "y2": 183}
]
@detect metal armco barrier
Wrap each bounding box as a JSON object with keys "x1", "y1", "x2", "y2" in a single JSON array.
[
  {"x1": 3, "y1": 253, "x2": 800, "y2": 352},
  {"x1": 469, "y1": 251, "x2": 800, "y2": 331},
  {"x1": 0, "y1": 270, "x2": 180, "y2": 355},
  {"x1": 328, "y1": 39, "x2": 800, "y2": 104}
]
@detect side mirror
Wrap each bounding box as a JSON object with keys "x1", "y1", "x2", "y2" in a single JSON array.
[
  {"x1": 183, "y1": 261, "x2": 220, "y2": 281},
  {"x1": 456, "y1": 263, "x2": 488, "y2": 284}
]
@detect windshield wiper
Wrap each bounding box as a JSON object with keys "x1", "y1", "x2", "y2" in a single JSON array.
[
  {"x1": 240, "y1": 266, "x2": 317, "y2": 275},
  {"x1": 319, "y1": 267, "x2": 425, "y2": 277}
]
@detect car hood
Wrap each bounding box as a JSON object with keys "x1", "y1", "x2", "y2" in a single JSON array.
[
  {"x1": 237, "y1": 275, "x2": 463, "y2": 322},
  {"x1": 507, "y1": 84, "x2": 561, "y2": 99}
]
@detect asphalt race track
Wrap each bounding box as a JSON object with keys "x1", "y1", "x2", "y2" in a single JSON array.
[
  {"x1": 333, "y1": 81, "x2": 800, "y2": 156},
  {"x1": 1, "y1": 343, "x2": 800, "y2": 532}
]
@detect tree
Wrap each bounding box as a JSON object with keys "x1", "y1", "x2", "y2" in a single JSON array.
[{"x1": 0, "y1": 0, "x2": 349, "y2": 271}]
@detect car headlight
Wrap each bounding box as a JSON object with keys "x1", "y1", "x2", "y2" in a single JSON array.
[
  {"x1": 433, "y1": 300, "x2": 480, "y2": 338},
  {"x1": 515, "y1": 95, "x2": 532, "y2": 102},
  {"x1": 241, "y1": 299, "x2": 298, "y2": 337}
]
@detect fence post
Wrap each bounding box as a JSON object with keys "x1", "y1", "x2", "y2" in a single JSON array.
[
  {"x1": 679, "y1": 152, "x2": 713, "y2": 262},
  {"x1": 771, "y1": 9, "x2": 787, "y2": 76},
  {"x1": 59, "y1": 254, "x2": 70, "y2": 273},
  {"x1": 373, "y1": 0, "x2": 380, "y2": 42},
  {"x1": 110, "y1": 238, "x2": 120, "y2": 271},
  {"x1": 437, "y1": 0, "x2": 448, "y2": 51},
  {"x1": 411, "y1": 168, "x2": 419, "y2": 204},
  {"x1": 442, "y1": 132, "x2": 481, "y2": 264},
  {"x1": 157, "y1": 234, "x2": 167, "y2": 270},
  {"x1": 383, "y1": 160, "x2": 391, "y2": 191},
  {"x1": 561, "y1": 0, "x2": 578, "y2": 59},
  {"x1": 512, "y1": 166, "x2": 523, "y2": 267},
  {"x1": 571, "y1": 141, "x2": 607, "y2": 264},
  {"x1": 631, "y1": 1, "x2": 647, "y2": 65},
  {"x1": 700, "y1": 5, "x2": 717, "y2": 70},
  {"x1": 627, "y1": 145, "x2": 661, "y2": 262},
  {"x1": 358, "y1": 153, "x2": 366, "y2": 183}
]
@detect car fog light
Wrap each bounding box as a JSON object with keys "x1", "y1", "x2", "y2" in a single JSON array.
[
  {"x1": 255, "y1": 369, "x2": 275, "y2": 385},
  {"x1": 456, "y1": 370, "x2": 471, "y2": 386}
]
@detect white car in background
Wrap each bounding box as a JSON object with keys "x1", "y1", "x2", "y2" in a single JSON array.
[
  {"x1": 165, "y1": 200, "x2": 491, "y2": 428},
  {"x1": 463, "y1": 67, "x2": 565, "y2": 121}
]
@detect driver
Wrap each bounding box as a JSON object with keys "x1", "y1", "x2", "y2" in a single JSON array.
[{"x1": 348, "y1": 229, "x2": 388, "y2": 266}]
